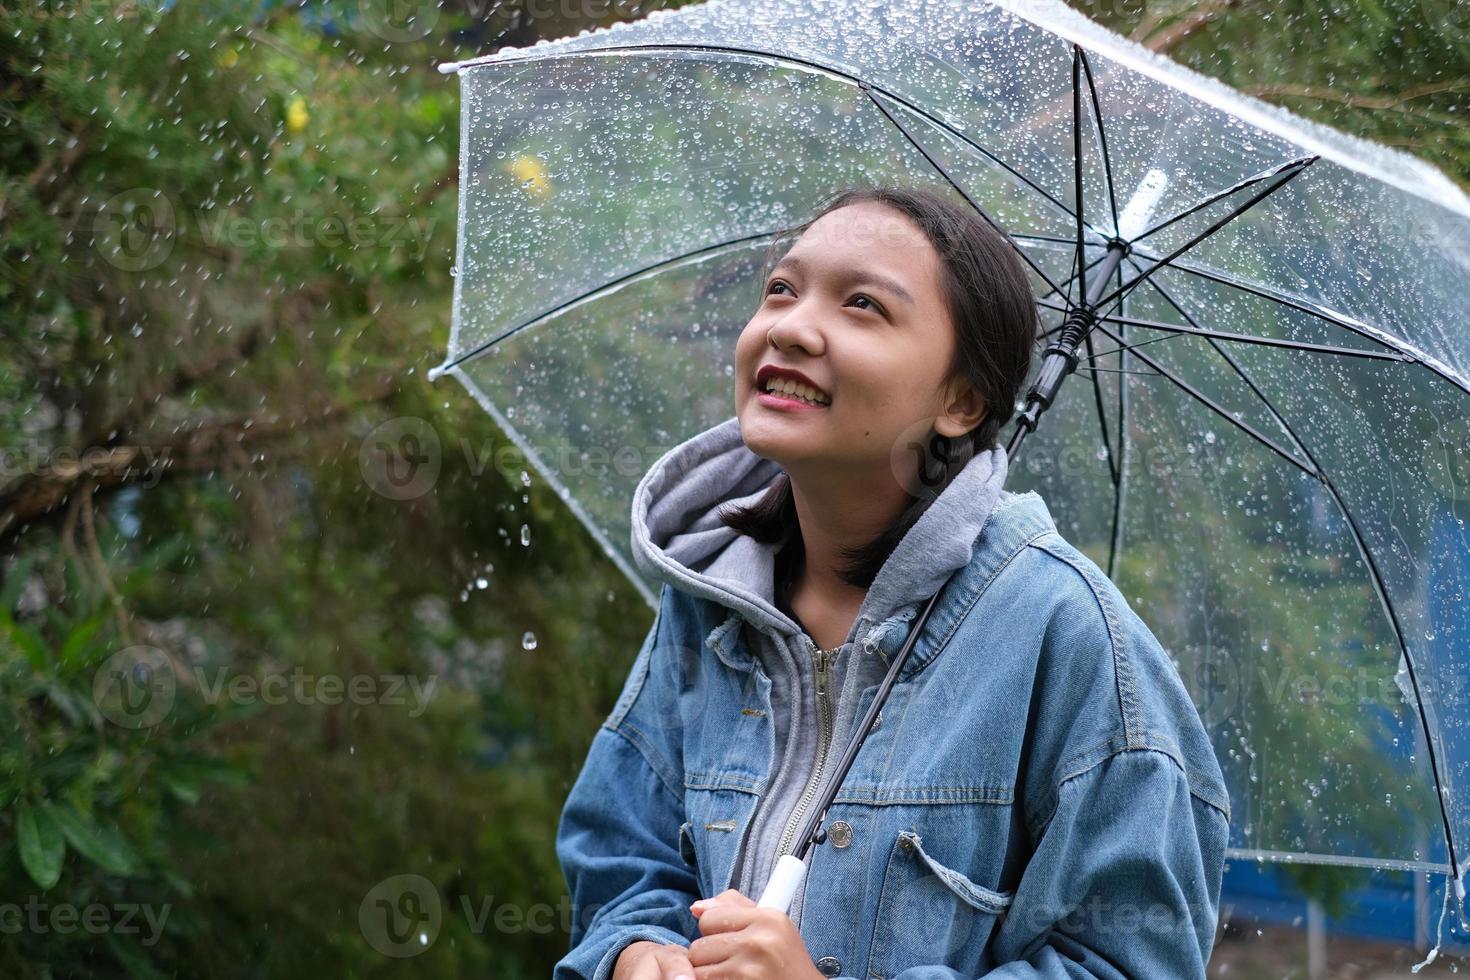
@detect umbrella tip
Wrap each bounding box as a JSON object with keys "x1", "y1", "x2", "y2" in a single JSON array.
[{"x1": 428, "y1": 363, "x2": 450, "y2": 382}]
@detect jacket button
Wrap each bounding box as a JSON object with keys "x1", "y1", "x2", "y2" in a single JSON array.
[
  {"x1": 829, "y1": 820, "x2": 854, "y2": 849},
  {"x1": 816, "y1": 956, "x2": 842, "y2": 976}
]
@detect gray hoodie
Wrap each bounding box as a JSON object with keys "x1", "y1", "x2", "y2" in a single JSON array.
[{"x1": 629, "y1": 415, "x2": 1012, "y2": 927}]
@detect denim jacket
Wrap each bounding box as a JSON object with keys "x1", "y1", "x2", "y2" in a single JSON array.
[{"x1": 555, "y1": 418, "x2": 1232, "y2": 980}]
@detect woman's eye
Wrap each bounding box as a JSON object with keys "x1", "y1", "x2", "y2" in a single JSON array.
[
  {"x1": 765, "y1": 280, "x2": 790, "y2": 296},
  {"x1": 851, "y1": 295, "x2": 882, "y2": 314}
]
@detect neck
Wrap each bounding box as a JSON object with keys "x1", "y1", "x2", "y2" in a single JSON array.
[{"x1": 785, "y1": 464, "x2": 909, "y2": 602}]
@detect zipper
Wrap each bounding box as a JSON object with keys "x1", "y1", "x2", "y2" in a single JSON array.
[{"x1": 775, "y1": 636, "x2": 840, "y2": 866}]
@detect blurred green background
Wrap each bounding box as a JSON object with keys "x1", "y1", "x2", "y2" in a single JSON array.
[{"x1": 2, "y1": 0, "x2": 1466, "y2": 976}]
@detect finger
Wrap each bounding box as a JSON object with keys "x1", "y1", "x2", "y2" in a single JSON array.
[
  {"x1": 651, "y1": 944, "x2": 697, "y2": 980},
  {"x1": 690, "y1": 890, "x2": 756, "y2": 916},
  {"x1": 694, "y1": 904, "x2": 763, "y2": 936}
]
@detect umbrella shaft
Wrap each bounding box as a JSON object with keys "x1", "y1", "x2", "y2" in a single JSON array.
[{"x1": 1011, "y1": 241, "x2": 1129, "y2": 451}]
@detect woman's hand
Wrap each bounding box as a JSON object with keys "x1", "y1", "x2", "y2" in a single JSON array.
[
  {"x1": 612, "y1": 939, "x2": 698, "y2": 980},
  {"x1": 686, "y1": 889, "x2": 826, "y2": 980}
]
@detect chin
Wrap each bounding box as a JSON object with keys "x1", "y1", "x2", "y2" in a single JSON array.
[{"x1": 737, "y1": 413, "x2": 822, "y2": 468}]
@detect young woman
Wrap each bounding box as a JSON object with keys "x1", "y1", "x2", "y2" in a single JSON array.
[{"x1": 554, "y1": 186, "x2": 1231, "y2": 980}]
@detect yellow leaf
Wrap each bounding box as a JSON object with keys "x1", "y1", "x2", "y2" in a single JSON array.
[
  {"x1": 286, "y1": 96, "x2": 309, "y2": 135},
  {"x1": 506, "y1": 154, "x2": 553, "y2": 201}
]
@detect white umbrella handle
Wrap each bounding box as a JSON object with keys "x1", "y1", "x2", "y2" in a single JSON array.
[{"x1": 757, "y1": 854, "x2": 808, "y2": 912}]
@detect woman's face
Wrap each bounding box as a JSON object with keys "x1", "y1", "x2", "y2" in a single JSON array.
[{"x1": 734, "y1": 201, "x2": 984, "y2": 480}]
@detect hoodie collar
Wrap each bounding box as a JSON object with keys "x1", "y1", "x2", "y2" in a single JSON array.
[{"x1": 630, "y1": 416, "x2": 1013, "y2": 652}]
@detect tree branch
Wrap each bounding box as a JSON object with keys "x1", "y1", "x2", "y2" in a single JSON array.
[
  {"x1": 1134, "y1": 0, "x2": 1240, "y2": 54},
  {"x1": 0, "y1": 377, "x2": 400, "y2": 544}
]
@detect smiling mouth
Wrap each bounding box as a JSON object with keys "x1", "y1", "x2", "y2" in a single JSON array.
[{"x1": 758, "y1": 377, "x2": 831, "y2": 406}]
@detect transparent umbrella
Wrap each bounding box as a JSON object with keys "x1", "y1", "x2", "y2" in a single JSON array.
[{"x1": 428, "y1": 0, "x2": 1470, "y2": 940}]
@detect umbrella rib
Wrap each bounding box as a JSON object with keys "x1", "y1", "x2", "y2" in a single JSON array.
[
  {"x1": 434, "y1": 228, "x2": 780, "y2": 374},
  {"x1": 1113, "y1": 252, "x2": 1470, "y2": 396},
  {"x1": 1108, "y1": 256, "x2": 1131, "y2": 581},
  {"x1": 1088, "y1": 319, "x2": 1318, "y2": 479},
  {"x1": 1093, "y1": 157, "x2": 1318, "y2": 310},
  {"x1": 1072, "y1": 46, "x2": 1089, "y2": 306},
  {"x1": 1036, "y1": 297, "x2": 1415, "y2": 362},
  {"x1": 1078, "y1": 48, "x2": 1122, "y2": 236},
  {"x1": 1074, "y1": 365, "x2": 1163, "y2": 377},
  {"x1": 1131, "y1": 265, "x2": 1466, "y2": 885},
  {"x1": 1130, "y1": 156, "x2": 1319, "y2": 245},
  {"x1": 1082, "y1": 327, "x2": 1122, "y2": 487},
  {"x1": 858, "y1": 81, "x2": 1068, "y2": 298}
]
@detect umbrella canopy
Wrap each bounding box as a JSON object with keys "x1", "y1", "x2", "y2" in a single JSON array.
[{"x1": 429, "y1": 0, "x2": 1470, "y2": 908}]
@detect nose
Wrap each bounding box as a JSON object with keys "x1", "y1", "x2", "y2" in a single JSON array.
[{"x1": 766, "y1": 307, "x2": 826, "y2": 358}]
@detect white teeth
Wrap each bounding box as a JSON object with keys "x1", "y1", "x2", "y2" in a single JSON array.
[{"x1": 762, "y1": 376, "x2": 830, "y2": 405}]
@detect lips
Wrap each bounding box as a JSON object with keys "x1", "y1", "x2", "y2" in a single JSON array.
[{"x1": 755, "y1": 364, "x2": 831, "y2": 404}]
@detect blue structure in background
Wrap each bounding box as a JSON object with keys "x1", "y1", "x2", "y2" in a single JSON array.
[{"x1": 1221, "y1": 499, "x2": 1470, "y2": 958}]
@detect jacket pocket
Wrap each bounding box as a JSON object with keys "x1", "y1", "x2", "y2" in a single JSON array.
[
  {"x1": 868, "y1": 829, "x2": 1014, "y2": 977},
  {"x1": 678, "y1": 819, "x2": 699, "y2": 869},
  {"x1": 902, "y1": 830, "x2": 1013, "y2": 915}
]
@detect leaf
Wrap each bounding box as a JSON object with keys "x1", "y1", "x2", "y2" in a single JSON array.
[
  {"x1": 50, "y1": 803, "x2": 139, "y2": 876},
  {"x1": 57, "y1": 607, "x2": 109, "y2": 673},
  {"x1": 0, "y1": 608, "x2": 48, "y2": 671},
  {"x1": 161, "y1": 771, "x2": 200, "y2": 805},
  {"x1": 17, "y1": 801, "x2": 65, "y2": 890},
  {"x1": 0, "y1": 554, "x2": 35, "y2": 610},
  {"x1": 105, "y1": 932, "x2": 169, "y2": 980}
]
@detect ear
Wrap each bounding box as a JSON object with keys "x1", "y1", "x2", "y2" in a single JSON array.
[{"x1": 933, "y1": 377, "x2": 986, "y2": 439}]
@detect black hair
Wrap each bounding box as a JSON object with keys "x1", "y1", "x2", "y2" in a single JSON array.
[{"x1": 719, "y1": 184, "x2": 1039, "y2": 591}]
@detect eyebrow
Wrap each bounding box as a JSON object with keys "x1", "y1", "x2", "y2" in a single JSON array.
[{"x1": 769, "y1": 254, "x2": 916, "y2": 307}]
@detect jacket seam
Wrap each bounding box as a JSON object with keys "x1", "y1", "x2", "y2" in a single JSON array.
[
  {"x1": 604, "y1": 719, "x2": 685, "y2": 805},
  {"x1": 608, "y1": 583, "x2": 668, "y2": 731},
  {"x1": 1029, "y1": 741, "x2": 1230, "y2": 841},
  {"x1": 901, "y1": 524, "x2": 1056, "y2": 682},
  {"x1": 1028, "y1": 536, "x2": 1142, "y2": 747}
]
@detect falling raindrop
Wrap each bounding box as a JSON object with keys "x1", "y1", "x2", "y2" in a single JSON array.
[
  {"x1": 520, "y1": 524, "x2": 531, "y2": 546},
  {"x1": 522, "y1": 631, "x2": 538, "y2": 650}
]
